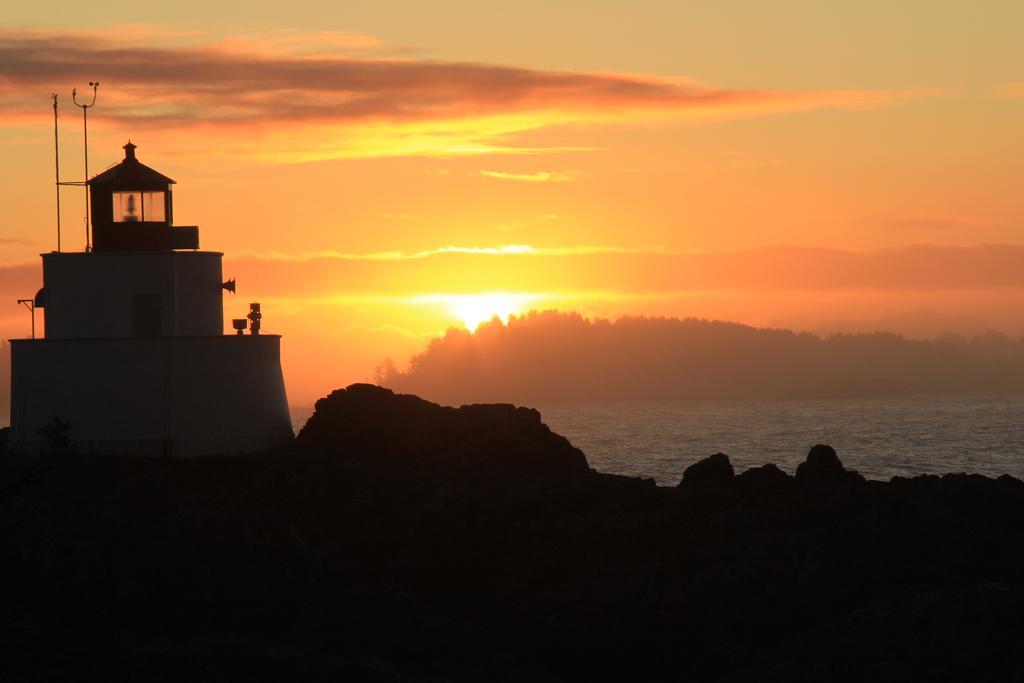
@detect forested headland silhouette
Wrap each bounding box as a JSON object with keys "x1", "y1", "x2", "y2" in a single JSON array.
[{"x1": 378, "y1": 311, "x2": 1024, "y2": 404}]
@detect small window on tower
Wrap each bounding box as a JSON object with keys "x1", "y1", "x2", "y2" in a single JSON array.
[
  {"x1": 142, "y1": 192, "x2": 166, "y2": 222},
  {"x1": 113, "y1": 191, "x2": 142, "y2": 222}
]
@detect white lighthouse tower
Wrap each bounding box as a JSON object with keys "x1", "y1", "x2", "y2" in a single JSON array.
[{"x1": 9, "y1": 142, "x2": 293, "y2": 456}]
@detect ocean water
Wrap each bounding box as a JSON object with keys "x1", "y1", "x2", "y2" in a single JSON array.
[
  {"x1": 292, "y1": 395, "x2": 1024, "y2": 485},
  {"x1": 537, "y1": 395, "x2": 1024, "y2": 484}
]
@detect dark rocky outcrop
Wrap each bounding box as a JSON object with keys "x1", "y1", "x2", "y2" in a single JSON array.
[
  {"x1": 735, "y1": 462, "x2": 790, "y2": 490},
  {"x1": 799, "y1": 443, "x2": 843, "y2": 475},
  {"x1": 1, "y1": 385, "x2": 1023, "y2": 682},
  {"x1": 796, "y1": 443, "x2": 866, "y2": 486},
  {"x1": 678, "y1": 451, "x2": 734, "y2": 487},
  {"x1": 297, "y1": 383, "x2": 589, "y2": 482}
]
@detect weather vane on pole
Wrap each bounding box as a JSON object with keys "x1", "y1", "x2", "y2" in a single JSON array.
[{"x1": 72, "y1": 81, "x2": 99, "y2": 251}]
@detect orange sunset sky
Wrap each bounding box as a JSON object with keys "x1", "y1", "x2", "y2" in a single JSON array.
[{"x1": 1, "y1": 1, "x2": 1023, "y2": 406}]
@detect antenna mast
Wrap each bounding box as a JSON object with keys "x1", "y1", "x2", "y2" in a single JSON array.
[
  {"x1": 71, "y1": 82, "x2": 99, "y2": 251},
  {"x1": 52, "y1": 93, "x2": 61, "y2": 252},
  {"x1": 17, "y1": 299, "x2": 36, "y2": 339}
]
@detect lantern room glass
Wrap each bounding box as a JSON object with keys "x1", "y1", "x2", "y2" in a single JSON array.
[
  {"x1": 113, "y1": 191, "x2": 165, "y2": 223},
  {"x1": 142, "y1": 192, "x2": 165, "y2": 222},
  {"x1": 113, "y1": 191, "x2": 142, "y2": 222}
]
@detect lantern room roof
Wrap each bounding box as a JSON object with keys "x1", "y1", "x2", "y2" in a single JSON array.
[{"x1": 87, "y1": 141, "x2": 176, "y2": 187}]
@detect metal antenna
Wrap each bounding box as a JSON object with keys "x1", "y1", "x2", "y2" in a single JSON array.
[
  {"x1": 72, "y1": 82, "x2": 99, "y2": 251},
  {"x1": 17, "y1": 299, "x2": 36, "y2": 339},
  {"x1": 52, "y1": 93, "x2": 62, "y2": 252}
]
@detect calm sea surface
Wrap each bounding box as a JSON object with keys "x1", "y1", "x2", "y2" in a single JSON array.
[{"x1": 292, "y1": 395, "x2": 1024, "y2": 485}]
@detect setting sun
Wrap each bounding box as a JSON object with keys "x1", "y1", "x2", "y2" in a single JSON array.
[{"x1": 444, "y1": 292, "x2": 536, "y2": 331}]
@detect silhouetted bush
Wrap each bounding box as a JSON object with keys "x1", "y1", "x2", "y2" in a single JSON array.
[{"x1": 36, "y1": 415, "x2": 75, "y2": 455}]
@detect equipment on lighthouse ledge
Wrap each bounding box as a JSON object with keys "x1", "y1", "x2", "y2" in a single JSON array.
[{"x1": 247, "y1": 303, "x2": 262, "y2": 336}]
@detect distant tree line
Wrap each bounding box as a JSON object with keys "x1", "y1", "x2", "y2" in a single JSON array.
[{"x1": 377, "y1": 311, "x2": 1024, "y2": 404}]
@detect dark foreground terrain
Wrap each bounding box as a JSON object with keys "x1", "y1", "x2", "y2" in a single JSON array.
[{"x1": 2, "y1": 384, "x2": 1023, "y2": 681}]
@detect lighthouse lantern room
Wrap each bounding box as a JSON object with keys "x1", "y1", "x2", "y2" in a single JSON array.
[
  {"x1": 89, "y1": 141, "x2": 199, "y2": 251},
  {"x1": 9, "y1": 141, "x2": 293, "y2": 456}
]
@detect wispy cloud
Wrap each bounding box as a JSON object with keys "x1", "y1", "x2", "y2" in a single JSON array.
[
  {"x1": 479, "y1": 170, "x2": 583, "y2": 182},
  {"x1": 728, "y1": 152, "x2": 786, "y2": 168},
  {"x1": 885, "y1": 213, "x2": 994, "y2": 231},
  {"x1": 10, "y1": 243, "x2": 1022, "y2": 296},
  {"x1": 995, "y1": 83, "x2": 1024, "y2": 98},
  {"x1": 235, "y1": 244, "x2": 662, "y2": 262},
  {"x1": 348, "y1": 322, "x2": 441, "y2": 338},
  {"x1": 0, "y1": 26, "x2": 940, "y2": 161},
  {"x1": 216, "y1": 28, "x2": 384, "y2": 55},
  {"x1": 217, "y1": 244, "x2": 1024, "y2": 299},
  {"x1": 379, "y1": 213, "x2": 421, "y2": 221},
  {"x1": 5, "y1": 246, "x2": 1024, "y2": 337}
]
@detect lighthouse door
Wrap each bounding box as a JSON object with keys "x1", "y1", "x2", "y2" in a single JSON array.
[{"x1": 132, "y1": 293, "x2": 162, "y2": 337}]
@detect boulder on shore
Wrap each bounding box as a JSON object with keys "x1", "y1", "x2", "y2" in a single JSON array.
[
  {"x1": 296, "y1": 383, "x2": 590, "y2": 482},
  {"x1": 796, "y1": 443, "x2": 864, "y2": 484},
  {"x1": 678, "y1": 452, "x2": 735, "y2": 487}
]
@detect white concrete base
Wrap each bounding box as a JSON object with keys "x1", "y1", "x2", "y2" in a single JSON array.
[{"x1": 9, "y1": 335, "x2": 292, "y2": 456}]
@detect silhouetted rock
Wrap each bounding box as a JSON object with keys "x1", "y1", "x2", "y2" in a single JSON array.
[
  {"x1": 296, "y1": 383, "x2": 589, "y2": 482},
  {"x1": 761, "y1": 583, "x2": 1024, "y2": 682},
  {"x1": 1, "y1": 389, "x2": 1022, "y2": 682},
  {"x1": 800, "y1": 443, "x2": 843, "y2": 473},
  {"x1": 678, "y1": 452, "x2": 734, "y2": 487},
  {"x1": 735, "y1": 462, "x2": 790, "y2": 490},
  {"x1": 795, "y1": 443, "x2": 864, "y2": 485}
]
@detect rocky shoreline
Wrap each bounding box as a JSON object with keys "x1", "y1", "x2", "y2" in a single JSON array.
[{"x1": 2, "y1": 384, "x2": 1023, "y2": 681}]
